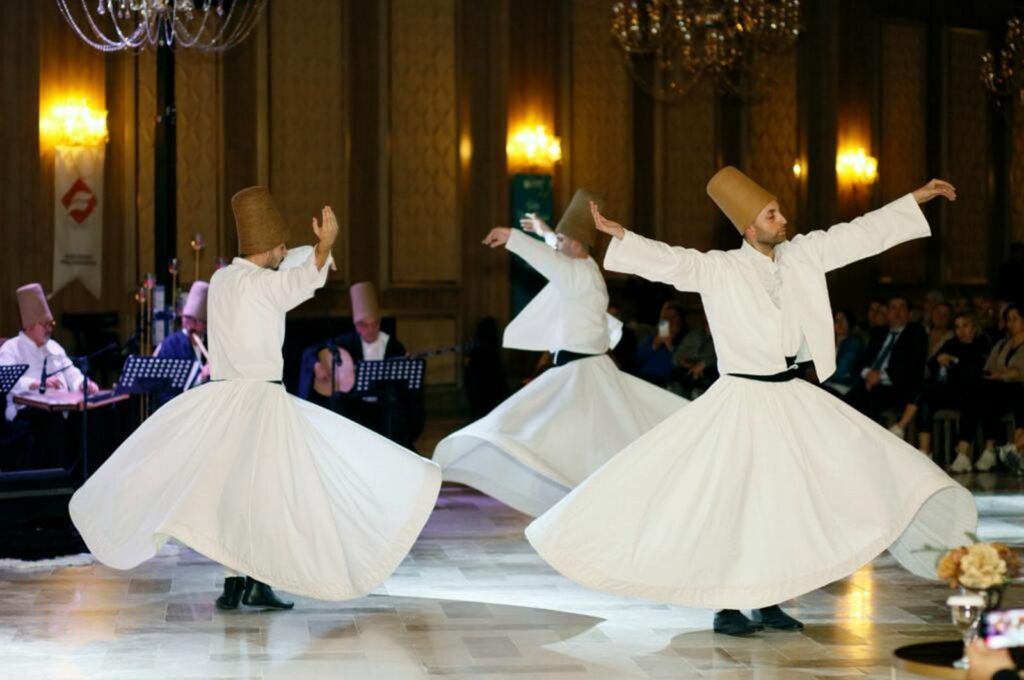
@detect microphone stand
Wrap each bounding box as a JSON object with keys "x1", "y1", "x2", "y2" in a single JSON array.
[{"x1": 66, "y1": 341, "x2": 118, "y2": 481}]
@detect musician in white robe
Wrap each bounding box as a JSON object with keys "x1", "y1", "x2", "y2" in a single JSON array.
[
  {"x1": 525, "y1": 168, "x2": 977, "y2": 636},
  {"x1": 433, "y1": 189, "x2": 688, "y2": 517},
  {"x1": 70, "y1": 187, "x2": 441, "y2": 610}
]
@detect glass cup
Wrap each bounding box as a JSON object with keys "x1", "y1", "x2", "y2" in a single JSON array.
[{"x1": 947, "y1": 594, "x2": 987, "y2": 669}]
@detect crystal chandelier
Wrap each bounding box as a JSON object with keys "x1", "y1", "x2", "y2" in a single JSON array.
[
  {"x1": 981, "y1": 17, "x2": 1023, "y2": 104},
  {"x1": 610, "y1": 0, "x2": 801, "y2": 101},
  {"x1": 55, "y1": 0, "x2": 266, "y2": 52}
]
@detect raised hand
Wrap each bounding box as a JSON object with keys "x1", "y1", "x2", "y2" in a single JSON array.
[
  {"x1": 912, "y1": 179, "x2": 956, "y2": 205},
  {"x1": 520, "y1": 213, "x2": 551, "y2": 236},
  {"x1": 590, "y1": 200, "x2": 625, "y2": 240},
  {"x1": 312, "y1": 205, "x2": 339, "y2": 270},
  {"x1": 482, "y1": 227, "x2": 512, "y2": 249}
]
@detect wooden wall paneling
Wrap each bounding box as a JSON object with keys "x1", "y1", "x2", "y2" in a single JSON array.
[
  {"x1": 1011, "y1": 102, "x2": 1024, "y2": 244},
  {"x1": 655, "y1": 84, "x2": 717, "y2": 251},
  {"x1": 0, "y1": 1, "x2": 41, "y2": 333},
  {"x1": 944, "y1": 28, "x2": 991, "y2": 285},
  {"x1": 400, "y1": 317, "x2": 458, "y2": 386},
  {"x1": 268, "y1": 0, "x2": 348, "y2": 282},
  {"x1": 878, "y1": 22, "x2": 928, "y2": 284},
  {"x1": 38, "y1": 3, "x2": 111, "y2": 336},
  {"x1": 568, "y1": 0, "x2": 633, "y2": 235},
  {"x1": 136, "y1": 48, "x2": 157, "y2": 291},
  {"x1": 457, "y1": 0, "x2": 510, "y2": 337},
  {"x1": 387, "y1": 0, "x2": 460, "y2": 286},
  {"x1": 744, "y1": 50, "x2": 800, "y2": 234},
  {"x1": 175, "y1": 50, "x2": 224, "y2": 286},
  {"x1": 106, "y1": 51, "x2": 139, "y2": 340}
]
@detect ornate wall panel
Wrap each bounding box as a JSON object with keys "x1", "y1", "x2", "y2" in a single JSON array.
[
  {"x1": 569, "y1": 0, "x2": 633, "y2": 222},
  {"x1": 175, "y1": 50, "x2": 223, "y2": 284},
  {"x1": 136, "y1": 48, "x2": 157, "y2": 286},
  {"x1": 657, "y1": 83, "x2": 717, "y2": 251},
  {"x1": 269, "y1": 0, "x2": 347, "y2": 281},
  {"x1": 945, "y1": 29, "x2": 990, "y2": 285},
  {"x1": 1013, "y1": 99, "x2": 1024, "y2": 244},
  {"x1": 398, "y1": 317, "x2": 458, "y2": 385},
  {"x1": 388, "y1": 0, "x2": 459, "y2": 284},
  {"x1": 745, "y1": 50, "x2": 800, "y2": 232},
  {"x1": 879, "y1": 23, "x2": 927, "y2": 284}
]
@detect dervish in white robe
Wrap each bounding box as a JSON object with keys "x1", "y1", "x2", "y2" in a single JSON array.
[
  {"x1": 70, "y1": 189, "x2": 441, "y2": 604},
  {"x1": 525, "y1": 168, "x2": 977, "y2": 635},
  {"x1": 434, "y1": 189, "x2": 689, "y2": 517}
]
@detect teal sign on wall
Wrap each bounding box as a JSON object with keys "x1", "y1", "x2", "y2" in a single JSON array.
[{"x1": 509, "y1": 173, "x2": 553, "y2": 317}]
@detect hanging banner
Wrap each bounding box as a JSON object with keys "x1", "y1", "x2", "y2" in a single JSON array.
[{"x1": 53, "y1": 144, "x2": 104, "y2": 298}]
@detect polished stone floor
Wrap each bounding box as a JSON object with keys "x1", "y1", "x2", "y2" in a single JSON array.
[{"x1": 1, "y1": 477, "x2": 1022, "y2": 679}]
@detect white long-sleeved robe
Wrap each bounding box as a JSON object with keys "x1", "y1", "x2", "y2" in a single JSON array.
[
  {"x1": 434, "y1": 230, "x2": 688, "y2": 516},
  {"x1": 70, "y1": 246, "x2": 441, "y2": 600},
  {"x1": 525, "y1": 195, "x2": 977, "y2": 609}
]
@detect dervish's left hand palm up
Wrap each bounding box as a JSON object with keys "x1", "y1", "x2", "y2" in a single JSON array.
[
  {"x1": 590, "y1": 201, "x2": 625, "y2": 240},
  {"x1": 912, "y1": 179, "x2": 956, "y2": 204}
]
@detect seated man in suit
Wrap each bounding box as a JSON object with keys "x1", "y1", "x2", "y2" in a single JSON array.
[
  {"x1": 152, "y1": 281, "x2": 209, "y2": 409},
  {"x1": 308, "y1": 282, "x2": 424, "y2": 450},
  {"x1": 846, "y1": 295, "x2": 927, "y2": 425}
]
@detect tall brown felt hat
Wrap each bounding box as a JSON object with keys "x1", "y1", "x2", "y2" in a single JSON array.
[
  {"x1": 350, "y1": 282, "x2": 380, "y2": 324},
  {"x1": 555, "y1": 189, "x2": 603, "y2": 248},
  {"x1": 16, "y1": 283, "x2": 52, "y2": 329},
  {"x1": 706, "y1": 166, "x2": 777, "y2": 233},
  {"x1": 231, "y1": 186, "x2": 290, "y2": 255}
]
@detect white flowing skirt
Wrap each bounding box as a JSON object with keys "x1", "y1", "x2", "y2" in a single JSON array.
[
  {"x1": 69, "y1": 380, "x2": 441, "y2": 600},
  {"x1": 525, "y1": 375, "x2": 977, "y2": 609},
  {"x1": 433, "y1": 355, "x2": 689, "y2": 517}
]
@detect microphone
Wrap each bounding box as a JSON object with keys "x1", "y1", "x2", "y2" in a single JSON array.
[{"x1": 39, "y1": 356, "x2": 47, "y2": 394}]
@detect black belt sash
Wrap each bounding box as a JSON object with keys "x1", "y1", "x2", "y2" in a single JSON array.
[
  {"x1": 727, "y1": 356, "x2": 802, "y2": 383},
  {"x1": 553, "y1": 350, "x2": 600, "y2": 367}
]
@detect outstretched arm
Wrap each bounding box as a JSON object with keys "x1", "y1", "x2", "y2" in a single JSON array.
[
  {"x1": 809, "y1": 179, "x2": 956, "y2": 272},
  {"x1": 595, "y1": 201, "x2": 707, "y2": 293},
  {"x1": 483, "y1": 226, "x2": 573, "y2": 286}
]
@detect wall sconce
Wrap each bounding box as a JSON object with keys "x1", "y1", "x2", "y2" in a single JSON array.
[
  {"x1": 835, "y1": 147, "x2": 878, "y2": 185},
  {"x1": 41, "y1": 99, "x2": 109, "y2": 299},
  {"x1": 506, "y1": 124, "x2": 562, "y2": 172},
  {"x1": 41, "y1": 100, "x2": 109, "y2": 147},
  {"x1": 792, "y1": 160, "x2": 804, "y2": 178}
]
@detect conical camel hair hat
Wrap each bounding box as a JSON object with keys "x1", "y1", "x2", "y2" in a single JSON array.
[
  {"x1": 706, "y1": 166, "x2": 777, "y2": 233},
  {"x1": 555, "y1": 189, "x2": 603, "y2": 248},
  {"x1": 182, "y1": 281, "x2": 208, "y2": 321},
  {"x1": 16, "y1": 283, "x2": 52, "y2": 328},
  {"x1": 231, "y1": 186, "x2": 290, "y2": 255},
  {"x1": 350, "y1": 282, "x2": 380, "y2": 324}
]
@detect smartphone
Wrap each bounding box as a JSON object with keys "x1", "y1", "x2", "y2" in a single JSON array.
[
  {"x1": 658, "y1": 320, "x2": 670, "y2": 338},
  {"x1": 980, "y1": 608, "x2": 1024, "y2": 649}
]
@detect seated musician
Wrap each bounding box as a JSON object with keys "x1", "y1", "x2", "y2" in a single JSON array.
[
  {"x1": 153, "y1": 281, "x2": 209, "y2": 408},
  {"x1": 0, "y1": 283, "x2": 98, "y2": 469},
  {"x1": 308, "y1": 281, "x2": 424, "y2": 449}
]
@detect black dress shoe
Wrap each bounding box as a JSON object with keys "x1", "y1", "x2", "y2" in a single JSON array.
[
  {"x1": 713, "y1": 609, "x2": 763, "y2": 636},
  {"x1": 752, "y1": 605, "x2": 804, "y2": 630},
  {"x1": 215, "y1": 576, "x2": 245, "y2": 610},
  {"x1": 242, "y1": 577, "x2": 294, "y2": 610}
]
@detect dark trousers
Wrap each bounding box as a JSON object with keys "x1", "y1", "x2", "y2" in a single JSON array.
[
  {"x1": 916, "y1": 382, "x2": 978, "y2": 445},
  {"x1": 968, "y1": 380, "x2": 1024, "y2": 443},
  {"x1": 845, "y1": 383, "x2": 906, "y2": 423}
]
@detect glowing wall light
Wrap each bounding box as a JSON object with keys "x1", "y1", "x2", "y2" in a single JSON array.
[
  {"x1": 40, "y1": 100, "x2": 109, "y2": 147},
  {"x1": 835, "y1": 147, "x2": 878, "y2": 185},
  {"x1": 506, "y1": 124, "x2": 562, "y2": 171},
  {"x1": 792, "y1": 160, "x2": 804, "y2": 178}
]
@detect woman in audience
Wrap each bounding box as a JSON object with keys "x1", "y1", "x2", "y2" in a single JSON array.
[
  {"x1": 914, "y1": 312, "x2": 991, "y2": 471},
  {"x1": 925, "y1": 301, "x2": 955, "y2": 365},
  {"x1": 822, "y1": 309, "x2": 864, "y2": 396},
  {"x1": 635, "y1": 301, "x2": 687, "y2": 387},
  {"x1": 968, "y1": 303, "x2": 1024, "y2": 473}
]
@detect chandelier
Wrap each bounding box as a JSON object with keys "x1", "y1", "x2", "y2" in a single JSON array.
[
  {"x1": 610, "y1": 0, "x2": 801, "y2": 101},
  {"x1": 981, "y1": 17, "x2": 1023, "y2": 104},
  {"x1": 55, "y1": 0, "x2": 266, "y2": 52}
]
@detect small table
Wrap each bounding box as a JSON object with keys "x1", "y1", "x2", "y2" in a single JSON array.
[
  {"x1": 892, "y1": 642, "x2": 965, "y2": 679},
  {"x1": 14, "y1": 389, "x2": 128, "y2": 412}
]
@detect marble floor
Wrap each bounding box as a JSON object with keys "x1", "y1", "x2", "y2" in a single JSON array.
[{"x1": 1, "y1": 478, "x2": 1023, "y2": 680}]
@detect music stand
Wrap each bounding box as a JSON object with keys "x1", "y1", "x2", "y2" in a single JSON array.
[
  {"x1": 116, "y1": 355, "x2": 195, "y2": 396},
  {"x1": 0, "y1": 365, "x2": 28, "y2": 396},
  {"x1": 354, "y1": 358, "x2": 425, "y2": 444}
]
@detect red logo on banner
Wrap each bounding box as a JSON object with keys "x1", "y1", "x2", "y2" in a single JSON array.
[{"x1": 61, "y1": 178, "x2": 97, "y2": 224}]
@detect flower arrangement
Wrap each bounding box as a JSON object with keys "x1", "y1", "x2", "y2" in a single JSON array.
[{"x1": 937, "y1": 536, "x2": 1021, "y2": 590}]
